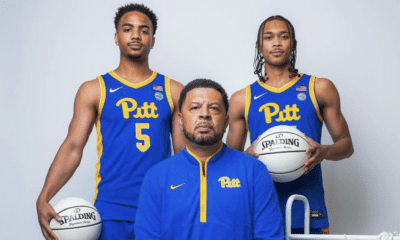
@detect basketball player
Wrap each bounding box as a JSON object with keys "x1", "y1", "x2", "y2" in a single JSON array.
[
  {"x1": 226, "y1": 16, "x2": 354, "y2": 234},
  {"x1": 135, "y1": 79, "x2": 284, "y2": 239},
  {"x1": 36, "y1": 4, "x2": 185, "y2": 240}
]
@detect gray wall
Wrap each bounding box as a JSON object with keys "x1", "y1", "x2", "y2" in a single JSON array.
[{"x1": 1, "y1": 0, "x2": 399, "y2": 239}]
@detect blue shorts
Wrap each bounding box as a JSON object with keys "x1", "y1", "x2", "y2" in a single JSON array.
[
  {"x1": 292, "y1": 228, "x2": 330, "y2": 235},
  {"x1": 100, "y1": 220, "x2": 135, "y2": 240}
]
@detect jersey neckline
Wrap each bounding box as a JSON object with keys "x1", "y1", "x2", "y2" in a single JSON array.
[
  {"x1": 256, "y1": 73, "x2": 303, "y2": 93},
  {"x1": 109, "y1": 70, "x2": 158, "y2": 89}
]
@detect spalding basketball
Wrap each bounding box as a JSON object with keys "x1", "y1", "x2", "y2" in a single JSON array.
[
  {"x1": 50, "y1": 197, "x2": 101, "y2": 240},
  {"x1": 254, "y1": 125, "x2": 310, "y2": 183}
]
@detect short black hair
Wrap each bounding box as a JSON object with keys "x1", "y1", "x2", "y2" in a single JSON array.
[
  {"x1": 114, "y1": 3, "x2": 158, "y2": 35},
  {"x1": 179, "y1": 79, "x2": 229, "y2": 114}
]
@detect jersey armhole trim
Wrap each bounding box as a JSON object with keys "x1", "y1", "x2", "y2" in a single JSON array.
[
  {"x1": 165, "y1": 76, "x2": 174, "y2": 115},
  {"x1": 94, "y1": 76, "x2": 106, "y2": 204},
  {"x1": 309, "y1": 75, "x2": 324, "y2": 123},
  {"x1": 245, "y1": 85, "x2": 251, "y2": 140}
]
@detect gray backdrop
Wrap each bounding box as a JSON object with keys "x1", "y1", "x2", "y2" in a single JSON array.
[{"x1": 1, "y1": 0, "x2": 399, "y2": 239}]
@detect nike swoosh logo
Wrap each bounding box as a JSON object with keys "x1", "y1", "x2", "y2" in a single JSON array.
[
  {"x1": 253, "y1": 92, "x2": 267, "y2": 100},
  {"x1": 109, "y1": 87, "x2": 123, "y2": 93},
  {"x1": 170, "y1": 183, "x2": 185, "y2": 190}
]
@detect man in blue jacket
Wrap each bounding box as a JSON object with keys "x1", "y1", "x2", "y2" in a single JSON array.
[{"x1": 135, "y1": 79, "x2": 284, "y2": 240}]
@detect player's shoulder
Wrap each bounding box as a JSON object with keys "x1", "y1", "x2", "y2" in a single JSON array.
[
  {"x1": 156, "y1": 72, "x2": 183, "y2": 90},
  {"x1": 169, "y1": 78, "x2": 184, "y2": 89},
  {"x1": 315, "y1": 77, "x2": 335, "y2": 90},
  {"x1": 313, "y1": 77, "x2": 339, "y2": 103},
  {"x1": 231, "y1": 87, "x2": 247, "y2": 100},
  {"x1": 229, "y1": 87, "x2": 247, "y2": 113},
  {"x1": 75, "y1": 78, "x2": 101, "y2": 104},
  {"x1": 80, "y1": 78, "x2": 100, "y2": 90}
]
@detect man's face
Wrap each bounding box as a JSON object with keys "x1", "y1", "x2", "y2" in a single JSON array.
[
  {"x1": 179, "y1": 88, "x2": 228, "y2": 146},
  {"x1": 114, "y1": 11, "x2": 155, "y2": 61},
  {"x1": 259, "y1": 20, "x2": 292, "y2": 67}
]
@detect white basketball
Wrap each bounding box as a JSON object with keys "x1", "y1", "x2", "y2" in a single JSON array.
[
  {"x1": 254, "y1": 125, "x2": 310, "y2": 183},
  {"x1": 50, "y1": 197, "x2": 101, "y2": 240}
]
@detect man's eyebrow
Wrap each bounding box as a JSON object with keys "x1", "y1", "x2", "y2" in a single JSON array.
[
  {"x1": 121, "y1": 23, "x2": 150, "y2": 29},
  {"x1": 264, "y1": 30, "x2": 289, "y2": 35},
  {"x1": 122, "y1": 23, "x2": 133, "y2": 27},
  {"x1": 209, "y1": 102, "x2": 221, "y2": 106}
]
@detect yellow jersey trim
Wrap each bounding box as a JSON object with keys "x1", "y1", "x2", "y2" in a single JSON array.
[
  {"x1": 186, "y1": 144, "x2": 224, "y2": 223},
  {"x1": 94, "y1": 76, "x2": 106, "y2": 204},
  {"x1": 309, "y1": 76, "x2": 323, "y2": 123},
  {"x1": 165, "y1": 76, "x2": 174, "y2": 115},
  {"x1": 245, "y1": 86, "x2": 251, "y2": 140},
  {"x1": 256, "y1": 73, "x2": 303, "y2": 93},
  {"x1": 109, "y1": 70, "x2": 157, "y2": 89}
]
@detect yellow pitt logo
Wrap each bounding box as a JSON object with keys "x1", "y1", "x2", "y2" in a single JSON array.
[
  {"x1": 116, "y1": 98, "x2": 159, "y2": 119},
  {"x1": 259, "y1": 103, "x2": 301, "y2": 124},
  {"x1": 218, "y1": 177, "x2": 241, "y2": 188}
]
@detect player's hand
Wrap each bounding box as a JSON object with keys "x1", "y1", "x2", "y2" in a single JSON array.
[
  {"x1": 304, "y1": 136, "x2": 328, "y2": 174},
  {"x1": 244, "y1": 136, "x2": 260, "y2": 158},
  {"x1": 37, "y1": 199, "x2": 62, "y2": 240}
]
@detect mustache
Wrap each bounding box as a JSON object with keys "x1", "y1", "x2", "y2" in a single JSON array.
[{"x1": 195, "y1": 121, "x2": 214, "y2": 130}]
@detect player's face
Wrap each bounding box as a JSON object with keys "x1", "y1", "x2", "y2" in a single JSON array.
[
  {"x1": 259, "y1": 20, "x2": 292, "y2": 67},
  {"x1": 179, "y1": 88, "x2": 228, "y2": 146},
  {"x1": 114, "y1": 11, "x2": 155, "y2": 61}
]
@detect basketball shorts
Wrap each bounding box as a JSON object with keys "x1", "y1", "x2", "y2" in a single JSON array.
[
  {"x1": 292, "y1": 228, "x2": 330, "y2": 235},
  {"x1": 100, "y1": 220, "x2": 135, "y2": 240}
]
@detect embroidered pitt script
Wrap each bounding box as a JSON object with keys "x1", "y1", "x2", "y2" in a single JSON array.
[
  {"x1": 116, "y1": 98, "x2": 159, "y2": 119},
  {"x1": 218, "y1": 177, "x2": 241, "y2": 188},
  {"x1": 259, "y1": 103, "x2": 301, "y2": 124},
  {"x1": 170, "y1": 183, "x2": 185, "y2": 190}
]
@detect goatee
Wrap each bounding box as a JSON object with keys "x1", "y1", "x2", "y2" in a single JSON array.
[
  {"x1": 128, "y1": 54, "x2": 143, "y2": 62},
  {"x1": 182, "y1": 126, "x2": 223, "y2": 146}
]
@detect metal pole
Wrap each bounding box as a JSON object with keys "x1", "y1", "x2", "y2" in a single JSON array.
[{"x1": 285, "y1": 194, "x2": 400, "y2": 240}]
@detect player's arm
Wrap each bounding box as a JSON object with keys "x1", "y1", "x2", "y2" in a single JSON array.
[
  {"x1": 226, "y1": 89, "x2": 247, "y2": 150},
  {"x1": 36, "y1": 79, "x2": 100, "y2": 240},
  {"x1": 226, "y1": 89, "x2": 259, "y2": 157},
  {"x1": 169, "y1": 79, "x2": 185, "y2": 153},
  {"x1": 304, "y1": 77, "x2": 354, "y2": 173},
  {"x1": 253, "y1": 162, "x2": 284, "y2": 239}
]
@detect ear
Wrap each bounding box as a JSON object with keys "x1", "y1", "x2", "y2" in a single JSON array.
[
  {"x1": 178, "y1": 112, "x2": 183, "y2": 131},
  {"x1": 114, "y1": 32, "x2": 119, "y2": 46},
  {"x1": 151, "y1": 36, "x2": 155, "y2": 49},
  {"x1": 223, "y1": 114, "x2": 229, "y2": 133}
]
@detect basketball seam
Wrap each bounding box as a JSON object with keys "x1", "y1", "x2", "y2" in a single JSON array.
[
  {"x1": 256, "y1": 131, "x2": 310, "y2": 146},
  {"x1": 269, "y1": 164, "x2": 305, "y2": 174},
  {"x1": 52, "y1": 222, "x2": 102, "y2": 231},
  {"x1": 56, "y1": 205, "x2": 98, "y2": 215},
  {"x1": 258, "y1": 150, "x2": 306, "y2": 155}
]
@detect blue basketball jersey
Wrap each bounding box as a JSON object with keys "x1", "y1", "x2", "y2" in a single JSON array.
[
  {"x1": 246, "y1": 73, "x2": 328, "y2": 229},
  {"x1": 94, "y1": 71, "x2": 173, "y2": 221}
]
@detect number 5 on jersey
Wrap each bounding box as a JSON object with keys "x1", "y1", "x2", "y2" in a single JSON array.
[{"x1": 135, "y1": 123, "x2": 150, "y2": 152}]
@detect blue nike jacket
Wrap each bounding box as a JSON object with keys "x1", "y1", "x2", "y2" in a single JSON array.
[{"x1": 135, "y1": 144, "x2": 284, "y2": 240}]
